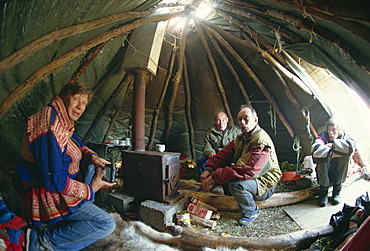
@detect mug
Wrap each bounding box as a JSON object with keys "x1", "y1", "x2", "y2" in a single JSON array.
[{"x1": 156, "y1": 144, "x2": 165, "y2": 152}]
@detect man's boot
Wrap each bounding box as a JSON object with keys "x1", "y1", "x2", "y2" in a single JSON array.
[
  {"x1": 332, "y1": 186, "x2": 342, "y2": 205},
  {"x1": 318, "y1": 187, "x2": 328, "y2": 207}
]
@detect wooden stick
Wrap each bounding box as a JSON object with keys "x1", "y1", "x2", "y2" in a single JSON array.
[
  {"x1": 215, "y1": 9, "x2": 287, "y2": 67},
  {"x1": 179, "y1": 186, "x2": 320, "y2": 211},
  {"x1": 82, "y1": 74, "x2": 133, "y2": 144},
  {"x1": 215, "y1": 3, "x2": 303, "y2": 43},
  {"x1": 228, "y1": 0, "x2": 370, "y2": 45},
  {"x1": 194, "y1": 21, "x2": 234, "y2": 124},
  {"x1": 147, "y1": 44, "x2": 177, "y2": 150},
  {"x1": 0, "y1": 10, "x2": 189, "y2": 120},
  {"x1": 103, "y1": 78, "x2": 134, "y2": 142},
  {"x1": 67, "y1": 41, "x2": 109, "y2": 84},
  {"x1": 203, "y1": 25, "x2": 251, "y2": 106},
  {"x1": 271, "y1": 67, "x2": 318, "y2": 139},
  {"x1": 228, "y1": 0, "x2": 370, "y2": 72},
  {"x1": 182, "y1": 57, "x2": 196, "y2": 163},
  {"x1": 163, "y1": 17, "x2": 191, "y2": 145},
  {"x1": 190, "y1": 214, "x2": 217, "y2": 229},
  {"x1": 264, "y1": 0, "x2": 368, "y2": 24},
  {"x1": 180, "y1": 224, "x2": 334, "y2": 250},
  {"x1": 0, "y1": 9, "x2": 156, "y2": 75},
  {"x1": 202, "y1": 22, "x2": 295, "y2": 138}
]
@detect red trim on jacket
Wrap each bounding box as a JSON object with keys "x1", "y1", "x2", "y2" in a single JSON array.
[{"x1": 207, "y1": 142, "x2": 270, "y2": 184}]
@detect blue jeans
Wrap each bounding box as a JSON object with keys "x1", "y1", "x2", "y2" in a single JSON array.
[
  {"x1": 228, "y1": 179, "x2": 275, "y2": 217},
  {"x1": 29, "y1": 201, "x2": 115, "y2": 250},
  {"x1": 196, "y1": 155, "x2": 209, "y2": 174}
]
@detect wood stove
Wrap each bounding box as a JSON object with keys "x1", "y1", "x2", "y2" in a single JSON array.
[{"x1": 121, "y1": 150, "x2": 184, "y2": 203}]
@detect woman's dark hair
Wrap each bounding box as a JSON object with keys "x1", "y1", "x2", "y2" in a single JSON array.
[{"x1": 58, "y1": 82, "x2": 92, "y2": 103}]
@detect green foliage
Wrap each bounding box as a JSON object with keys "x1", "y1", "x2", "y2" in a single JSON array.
[
  {"x1": 279, "y1": 161, "x2": 297, "y2": 172},
  {"x1": 306, "y1": 236, "x2": 335, "y2": 251}
]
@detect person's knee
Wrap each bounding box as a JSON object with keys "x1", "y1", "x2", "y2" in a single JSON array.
[
  {"x1": 105, "y1": 215, "x2": 116, "y2": 236},
  {"x1": 229, "y1": 180, "x2": 242, "y2": 193},
  {"x1": 99, "y1": 214, "x2": 115, "y2": 237},
  {"x1": 229, "y1": 179, "x2": 256, "y2": 193}
]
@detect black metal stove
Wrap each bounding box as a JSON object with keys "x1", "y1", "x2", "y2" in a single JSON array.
[{"x1": 121, "y1": 150, "x2": 184, "y2": 204}]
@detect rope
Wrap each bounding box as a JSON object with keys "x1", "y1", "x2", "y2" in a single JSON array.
[
  {"x1": 302, "y1": 107, "x2": 315, "y2": 144},
  {"x1": 272, "y1": 25, "x2": 283, "y2": 53},
  {"x1": 302, "y1": 6, "x2": 317, "y2": 25},
  {"x1": 301, "y1": 6, "x2": 316, "y2": 43},
  {"x1": 250, "y1": 100, "x2": 277, "y2": 135},
  {"x1": 292, "y1": 135, "x2": 302, "y2": 171},
  {"x1": 244, "y1": 22, "x2": 261, "y2": 50}
]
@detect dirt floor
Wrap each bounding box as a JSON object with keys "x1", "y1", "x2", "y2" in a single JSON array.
[
  {"x1": 172, "y1": 178, "x2": 334, "y2": 250},
  {"x1": 102, "y1": 177, "x2": 340, "y2": 251},
  {"x1": 191, "y1": 207, "x2": 302, "y2": 238},
  {"x1": 185, "y1": 180, "x2": 306, "y2": 238}
]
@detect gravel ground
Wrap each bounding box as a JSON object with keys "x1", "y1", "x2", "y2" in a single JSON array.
[
  {"x1": 177, "y1": 179, "x2": 309, "y2": 238},
  {"x1": 192, "y1": 206, "x2": 301, "y2": 238}
]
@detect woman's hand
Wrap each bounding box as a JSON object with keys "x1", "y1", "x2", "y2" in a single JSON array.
[
  {"x1": 90, "y1": 167, "x2": 116, "y2": 192},
  {"x1": 90, "y1": 155, "x2": 110, "y2": 168}
]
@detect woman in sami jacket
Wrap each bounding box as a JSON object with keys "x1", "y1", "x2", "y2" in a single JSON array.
[{"x1": 17, "y1": 82, "x2": 116, "y2": 250}]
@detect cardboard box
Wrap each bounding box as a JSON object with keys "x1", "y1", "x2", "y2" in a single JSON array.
[
  {"x1": 191, "y1": 196, "x2": 218, "y2": 211},
  {"x1": 187, "y1": 203, "x2": 213, "y2": 220}
]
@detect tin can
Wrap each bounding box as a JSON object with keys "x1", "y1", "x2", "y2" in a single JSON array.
[{"x1": 176, "y1": 210, "x2": 190, "y2": 226}]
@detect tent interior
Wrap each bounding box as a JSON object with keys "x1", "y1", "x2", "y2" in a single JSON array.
[
  {"x1": 1, "y1": 0, "x2": 370, "y2": 248},
  {"x1": 2, "y1": 1, "x2": 370, "y2": 178},
  {"x1": 1, "y1": 0, "x2": 370, "y2": 167}
]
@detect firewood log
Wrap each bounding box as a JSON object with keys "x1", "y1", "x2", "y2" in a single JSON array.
[
  {"x1": 179, "y1": 186, "x2": 319, "y2": 211},
  {"x1": 190, "y1": 214, "x2": 217, "y2": 229},
  {"x1": 179, "y1": 224, "x2": 334, "y2": 250}
]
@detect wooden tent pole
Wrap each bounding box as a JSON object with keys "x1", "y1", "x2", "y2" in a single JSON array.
[
  {"x1": 194, "y1": 21, "x2": 233, "y2": 125},
  {"x1": 0, "y1": 10, "x2": 188, "y2": 120},
  {"x1": 203, "y1": 23, "x2": 295, "y2": 138},
  {"x1": 271, "y1": 67, "x2": 318, "y2": 138},
  {"x1": 103, "y1": 78, "x2": 134, "y2": 142},
  {"x1": 265, "y1": 0, "x2": 368, "y2": 24},
  {"x1": 203, "y1": 25, "x2": 251, "y2": 106},
  {"x1": 82, "y1": 74, "x2": 132, "y2": 144},
  {"x1": 260, "y1": 50, "x2": 321, "y2": 137},
  {"x1": 215, "y1": 3, "x2": 303, "y2": 43},
  {"x1": 147, "y1": 44, "x2": 177, "y2": 150},
  {"x1": 229, "y1": 0, "x2": 369, "y2": 72},
  {"x1": 215, "y1": 9, "x2": 287, "y2": 66},
  {"x1": 182, "y1": 57, "x2": 196, "y2": 163},
  {"x1": 0, "y1": 9, "x2": 156, "y2": 75},
  {"x1": 163, "y1": 17, "x2": 191, "y2": 145},
  {"x1": 67, "y1": 41, "x2": 109, "y2": 84}
]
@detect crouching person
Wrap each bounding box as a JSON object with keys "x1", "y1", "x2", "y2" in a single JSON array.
[
  {"x1": 200, "y1": 105, "x2": 282, "y2": 226},
  {"x1": 17, "y1": 82, "x2": 116, "y2": 250},
  {"x1": 311, "y1": 118, "x2": 356, "y2": 207}
]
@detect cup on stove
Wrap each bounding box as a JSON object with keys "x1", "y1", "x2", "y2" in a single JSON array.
[{"x1": 156, "y1": 144, "x2": 165, "y2": 152}]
